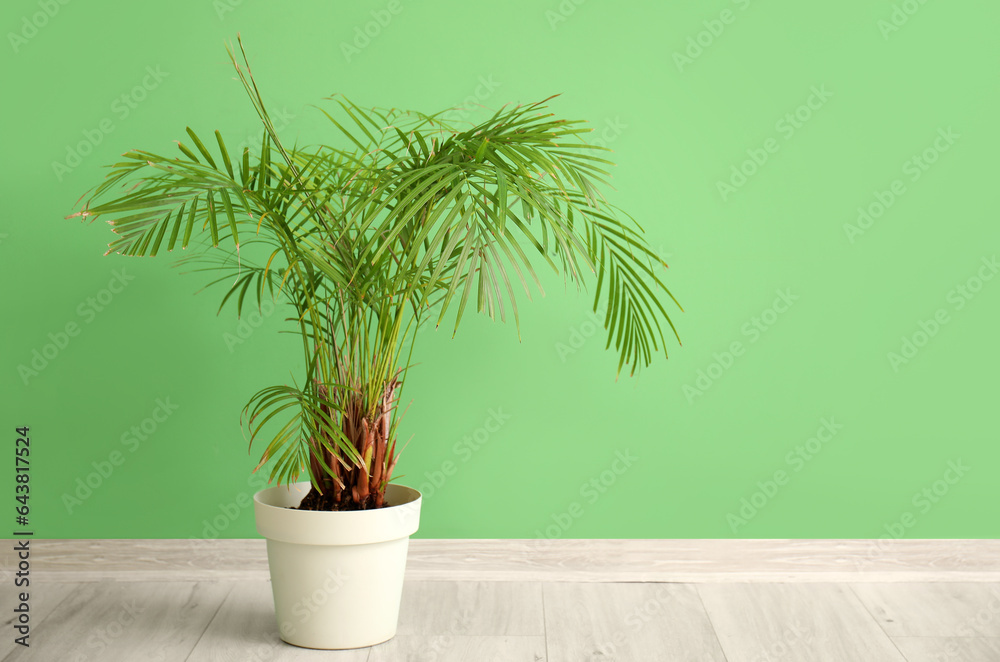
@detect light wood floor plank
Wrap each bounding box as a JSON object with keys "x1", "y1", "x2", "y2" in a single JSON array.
[
  {"x1": 542, "y1": 582, "x2": 727, "y2": 661},
  {"x1": 185, "y1": 581, "x2": 369, "y2": 661},
  {"x1": 396, "y1": 581, "x2": 543, "y2": 636},
  {"x1": 892, "y1": 636, "x2": 1000, "y2": 661},
  {"x1": 1, "y1": 581, "x2": 231, "y2": 662},
  {"x1": 6, "y1": 577, "x2": 1000, "y2": 659},
  {"x1": 368, "y1": 635, "x2": 546, "y2": 661},
  {"x1": 11, "y1": 539, "x2": 1000, "y2": 583},
  {"x1": 698, "y1": 583, "x2": 907, "y2": 661},
  {"x1": 0, "y1": 582, "x2": 77, "y2": 658},
  {"x1": 852, "y1": 583, "x2": 1000, "y2": 637}
]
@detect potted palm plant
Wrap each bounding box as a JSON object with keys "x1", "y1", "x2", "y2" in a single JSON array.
[{"x1": 70, "y1": 38, "x2": 681, "y2": 650}]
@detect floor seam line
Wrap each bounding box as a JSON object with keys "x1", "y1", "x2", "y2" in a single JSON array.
[
  {"x1": 694, "y1": 584, "x2": 732, "y2": 662},
  {"x1": 182, "y1": 582, "x2": 236, "y2": 662},
  {"x1": 845, "y1": 583, "x2": 910, "y2": 661}
]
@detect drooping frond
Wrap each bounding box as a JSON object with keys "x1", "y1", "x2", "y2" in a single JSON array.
[{"x1": 70, "y1": 37, "x2": 681, "y2": 503}]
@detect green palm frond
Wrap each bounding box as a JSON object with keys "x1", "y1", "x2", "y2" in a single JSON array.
[{"x1": 70, "y1": 36, "x2": 681, "y2": 502}]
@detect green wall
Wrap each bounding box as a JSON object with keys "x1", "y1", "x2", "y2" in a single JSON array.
[{"x1": 3, "y1": 0, "x2": 998, "y2": 540}]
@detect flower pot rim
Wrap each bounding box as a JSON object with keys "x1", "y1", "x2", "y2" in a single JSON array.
[
  {"x1": 253, "y1": 480, "x2": 421, "y2": 511},
  {"x1": 253, "y1": 481, "x2": 421, "y2": 546}
]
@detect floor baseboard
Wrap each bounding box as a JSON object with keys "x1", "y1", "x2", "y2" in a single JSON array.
[{"x1": 6, "y1": 538, "x2": 999, "y2": 583}]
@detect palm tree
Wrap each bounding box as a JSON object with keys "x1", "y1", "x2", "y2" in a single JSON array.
[{"x1": 71, "y1": 38, "x2": 681, "y2": 511}]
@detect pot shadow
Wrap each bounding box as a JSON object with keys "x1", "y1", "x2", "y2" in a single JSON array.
[{"x1": 194, "y1": 582, "x2": 371, "y2": 658}]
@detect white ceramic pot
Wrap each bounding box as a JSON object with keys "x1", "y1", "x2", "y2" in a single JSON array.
[{"x1": 253, "y1": 482, "x2": 422, "y2": 649}]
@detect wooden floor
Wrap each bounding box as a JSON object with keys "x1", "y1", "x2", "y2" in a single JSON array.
[{"x1": 4, "y1": 540, "x2": 999, "y2": 661}]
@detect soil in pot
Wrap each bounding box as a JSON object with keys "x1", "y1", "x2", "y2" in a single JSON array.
[{"x1": 294, "y1": 487, "x2": 390, "y2": 511}]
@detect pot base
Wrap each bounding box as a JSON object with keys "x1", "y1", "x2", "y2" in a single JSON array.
[
  {"x1": 254, "y1": 482, "x2": 421, "y2": 650},
  {"x1": 266, "y1": 537, "x2": 410, "y2": 649}
]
